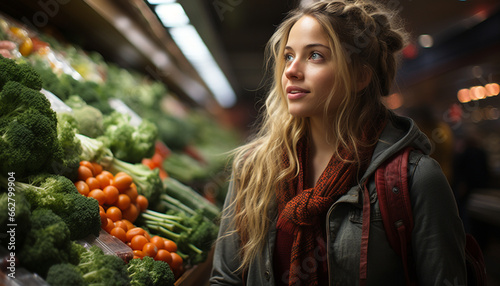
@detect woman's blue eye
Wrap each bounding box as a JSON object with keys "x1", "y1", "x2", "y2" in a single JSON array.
[
  {"x1": 285, "y1": 54, "x2": 294, "y2": 62},
  {"x1": 310, "y1": 52, "x2": 323, "y2": 60}
]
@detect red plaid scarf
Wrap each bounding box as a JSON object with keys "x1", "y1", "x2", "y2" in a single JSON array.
[{"x1": 276, "y1": 121, "x2": 384, "y2": 285}]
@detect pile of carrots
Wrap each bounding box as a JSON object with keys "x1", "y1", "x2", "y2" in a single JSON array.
[{"x1": 74, "y1": 160, "x2": 184, "y2": 277}]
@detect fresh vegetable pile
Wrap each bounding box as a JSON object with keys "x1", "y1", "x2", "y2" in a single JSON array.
[
  {"x1": 0, "y1": 56, "x2": 81, "y2": 181},
  {"x1": 0, "y1": 20, "x2": 230, "y2": 286},
  {"x1": 74, "y1": 160, "x2": 217, "y2": 278}
]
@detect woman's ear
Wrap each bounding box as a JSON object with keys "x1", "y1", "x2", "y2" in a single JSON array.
[{"x1": 356, "y1": 66, "x2": 372, "y2": 92}]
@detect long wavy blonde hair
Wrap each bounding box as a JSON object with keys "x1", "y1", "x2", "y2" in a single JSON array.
[{"x1": 227, "y1": 0, "x2": 407, "y2": 271}]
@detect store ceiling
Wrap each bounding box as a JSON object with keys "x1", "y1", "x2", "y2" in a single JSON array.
[{"x1": 182, "y1": 0, "x2": 500, "y2": 112}]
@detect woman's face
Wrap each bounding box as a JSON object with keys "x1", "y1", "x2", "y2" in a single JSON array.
[{"x1": 282, "y1": 15, "x2": 338, "y2": 120}]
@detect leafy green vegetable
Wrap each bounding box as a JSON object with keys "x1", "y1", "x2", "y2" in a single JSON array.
[
  {"x1": 31, "y1": 56, "x2": 113, "y2": 114},
  {"x1": 99, "y1": 64, "x2": 166, "y2": 117},
  {"x1": 77, "y1": 245, "x2": 130, "y2": 286},
  {"x1": 127, "y1": 256, "x2": 174, "y2": 286},
  {"x1": 162, "y1": 151, "x2": 208, "y2": 184},
  {"x1": 65, "y1": 95, "x2": 105, "y2": 138},
  {"x1": 18, "y1": 208, "x2": 80, "y2": 278},
  {"x1": 163, "y1": 177, "x2": 220, "y2": 221},
  {"x1": 139, "y1": 205, "x2": 218, "y2": 265},
  {"x1": 0, "y1": 61, "x2": 59, "y2": 179},
  {"x1": 100, "y1": 111, "x2": 158, "y2": 163},
  {"x1": 1, "y1": 173, "x2": 101, "y2": 240},
  {"x1": 0, "y1": 55, "x2": 43, "y2": 91},
  {"x1": 76, "y1": 133, "x2": 113, "y2": 165},
  {"x1": 47, "y1": 112, "x2": 83, "y2": 181},
  {"x1": 46, "y1": 263, "x2": 86, "y2": 286},
  {"x1": 31, "y1": 58, "x2": 73, "y2": 101}
]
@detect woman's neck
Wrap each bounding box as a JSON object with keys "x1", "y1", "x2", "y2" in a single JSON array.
[
  {"x1": 309, "y1": 117, "x2": 335, "y2": 156},
  {"x1": 306, "y1": 118, "x2": 335, "y2": 188}
]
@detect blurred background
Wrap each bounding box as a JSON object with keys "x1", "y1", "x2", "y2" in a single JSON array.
[{"x1": 1, "y1": 0, "x2": 499, "y2": 284}]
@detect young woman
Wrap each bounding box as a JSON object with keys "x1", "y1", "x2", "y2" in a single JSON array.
[{"x1": 210, "y1": 1, "x2": 466, "y2": 285}]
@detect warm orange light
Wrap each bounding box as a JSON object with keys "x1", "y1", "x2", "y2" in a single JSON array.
[
  {"x1": 470, "y1": 86, "x2": 486, "y2": 100},
  {"x1": 485, "y1": 83, "x2": 500, "y2": 96},
  {"x1": 457, "y1": 88, "x2": 470, "y2": 103}
]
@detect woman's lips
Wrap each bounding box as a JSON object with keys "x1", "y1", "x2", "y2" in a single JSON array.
[{"x1": 286, "y1": 86, "x2": 310, "y2": 100}]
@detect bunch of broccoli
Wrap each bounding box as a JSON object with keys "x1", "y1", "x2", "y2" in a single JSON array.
[
  {"x1": 0, "y1": 56, "x2": 43, "y2": 90},
  {"x1": 64, "y1": 95, "x2": 105, "y2": 139},
  {"x1": 77, "y1": 246, "x2": 130, "y2": 286},
  {"x1": 0, "y1": 173, "x2": 101, "y2": 240},
  {"x1": 0, "y1": 56, "x2": 82, "y2": 180},
  {"x1": 18, "y1": 208, "x2": 80, "y2": 278},
  {"x1": 100, "y1": 111, "x2": 158, "y2": 164},
  {"x1": 46, "y1": 245, "x2": 131, "y2": 286},
  {"x1": 51, "y1": 111, "x2": 83, "y2": 181},
  {"x1": 127, "y1": 256, "x2": 174, "y2": 286},
  {"x1": 45, "y1": 263, "x2": 86, "y2": 286}
]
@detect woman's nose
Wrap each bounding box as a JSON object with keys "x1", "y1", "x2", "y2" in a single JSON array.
[{"x1": 284, "y1": 59, "x2": 304, "y2": 80}]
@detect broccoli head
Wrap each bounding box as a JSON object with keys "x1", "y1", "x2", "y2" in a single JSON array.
[
  {"x1": 100, "y1": 111, "x2": 158, "y2": 163},
  {"x1": 9, "y1": 173, "x2": 101, "y2": 240},
  {"x1": 78, "y1": 245, "x2": 131, "y2": 286},
  {"x1": 127, "y1": 256, "x2": 174, "y2": 286},
  {"x1": 65, "y1": 192, "x2": 101, "y2": 240},
  {"x1": 18, "y1": 208, "x2": 79, "y2": 278},
  {"x1": 65, "y1": 95, "x2": 105, "y2": 138},
  {"x1": 46, "y1": 263, "x2": 86, "y2": 286},
  {"x1": 0, "y1": 55, "x2": 43, "y2": 91},
  {"x1": 131, "y1": 119, "x2": 158, "y2": 162},
  {"x1": 0, "y1": 80, "x2": 60, "y2": 179},
  {"x1": 44, "y1": 112, "x2": 83, "y2": 181}
]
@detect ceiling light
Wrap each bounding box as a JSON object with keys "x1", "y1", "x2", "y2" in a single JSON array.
[
  {"x1": 169, "y1": 25, "x2": 236, "y2": 108},
  {"x1": 155, "y1": 3, "x2": 189, "y2": 27}
]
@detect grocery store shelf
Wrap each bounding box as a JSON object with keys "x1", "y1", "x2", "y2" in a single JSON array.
[{"x1": 0, "y1": 0, "x2": 217, "y2": 107}]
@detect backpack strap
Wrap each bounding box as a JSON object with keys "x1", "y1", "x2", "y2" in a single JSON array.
[
  {"x1": 376, "y1": 147, "x2": 415, "y2": 285},
  {"x1": 359, "y1": 147, "x2": 416, "y2": 286}
]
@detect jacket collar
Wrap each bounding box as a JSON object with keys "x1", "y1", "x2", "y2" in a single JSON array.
[{"x1": 359, "y1": 112, "x2": 432, "y2": 184}]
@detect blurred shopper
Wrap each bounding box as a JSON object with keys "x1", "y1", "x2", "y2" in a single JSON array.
[{"x1": 210, "y1": 1, "x2": 466, "y2": 285}]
